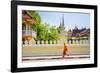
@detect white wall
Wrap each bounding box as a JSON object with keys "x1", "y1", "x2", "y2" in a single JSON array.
[{"x1": 0, "y1": 0, "x2": 99, "y2": 73}]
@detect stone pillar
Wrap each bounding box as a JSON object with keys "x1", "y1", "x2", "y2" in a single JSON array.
[
  {"x1": 45, "y1": 40, "x2": 48, "y2": 45},
  {"x1": 37, "y1": 40, "x2": 40, "y2": 45},
  {"x1": 76, "y1": 40, "x2": 78, "y2": 44},
  {"x1": 58, "y1": 40, "x2": 60, "y2": 44},
  {"x1": 72, "y1": 39, "x2": 75, "y2": 44},
  {"x1": 41, "y1": 40, "x2": 44, "y2": 45},
  {"x1": 68, "y1": 40, "x2": 71, "y2": 44},
  {"x1": 50, "y1": 40, "x2": 52, "y2": 44},
  {"x1": 53, "y1": 40, "x2": 56, "y2": 44},
  {"x1": 24, "y1": 40, "x2": 28, "y2": 45},
  {"x1": 80, "y1": 39, "x2": 83, "y2": 44}
]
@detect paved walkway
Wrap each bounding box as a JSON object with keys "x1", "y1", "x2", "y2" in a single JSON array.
[{"x1": 22, "y1": 54, "x2": 90, "y2": 61}]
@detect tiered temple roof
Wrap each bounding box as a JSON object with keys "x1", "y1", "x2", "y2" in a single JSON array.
[{"x1": 22, "y1": 10, "x2": 36, "y2": 25}]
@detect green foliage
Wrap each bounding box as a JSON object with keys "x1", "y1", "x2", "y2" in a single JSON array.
[
  {"x1": 48, "y1": 26, "x2": 60, "y2": 40},
  {"x1": 28, "y1": 11, "x2": 41, "y2": 24},
  {"x1": 29, "y1": 10, "x2": 60, "y2": 40},
  {"x1": 32, "y1": 23, "x2": 60, "y2": 40},
  {"x1": 36, "y1": 23, "x2": 49, "y2": 40}
]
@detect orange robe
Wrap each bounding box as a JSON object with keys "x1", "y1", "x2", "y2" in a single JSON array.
[{"x1": 63, "y1": 43, "x2": 68, "y2": 58}]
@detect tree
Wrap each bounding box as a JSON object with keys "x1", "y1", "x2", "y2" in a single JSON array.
[
  {"x1": 36, "y1": 23, "x2": 49, "y2": 40},
  {"x1": 32, "y1": 23, "x2": 60, "y2": 40},
  {"x1": 49, "y1": 26, "x2": 60, "y2": 40},
  {"x1": 29, "y1": 11, "x2": 60, "y2": 40},
  {"x1": 28, "y1": 11, "x2": 41, "y2": 24}
]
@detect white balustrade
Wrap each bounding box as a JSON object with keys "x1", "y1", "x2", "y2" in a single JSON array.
[
  {"x1": 61, "y1": 40, "x2": 63, "y2": 44},
  {"x1": 37, "y1": 40, "x2": 40, "y2": 45},
  {"x1": 24, "y1": 41, "x2": 28, "y2": 45},
  {"x1": 85, "y1": 40, "x2": 87, "y2": 44},
  {"x1": 88, "y1": 40, "x2": 90, "y2": 44},
  {"x1": 58, "y1": 40, "x2": 60, "y2": 44},
  {"x1": 82, "y1": 40, "x2": 85, "y2": 44},
  {"x1": 29, "y1": 40, "x2": 32, "y2": 45},
  {"x1": 45, "y1": 40, "x2": 48, "y2": 44},
  {"x1": 80, "y1": 40, "x2": 83, "y2": 44},
  {"x1": 76, "y1": 40, "x2": 78, "y2": 44},
  {"x1": 54, "y1": 40, "x2": 56, "y2": 44},
  {"x1": 72, "y1": 40, "x2": 75, "y2": 44},
  {"x1": 68, "y1": 40, "x2": 71, "y2": 44},
  {"x1": 41, "y1": 40, "x2": 44, "y2": 45},
  {"x1": 23, "y1": 39, "x2": 90, "y2": 46},
  {"x1": 52, "y1": 40, "x2": 54, "y2": 44},
  {"x1": 50, "y1": 40, "x2": 52, "y2": 44}
]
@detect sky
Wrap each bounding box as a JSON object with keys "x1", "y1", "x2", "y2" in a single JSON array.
[{"x1": 38, "y1": 11, "x2": 90, "y2": 30}]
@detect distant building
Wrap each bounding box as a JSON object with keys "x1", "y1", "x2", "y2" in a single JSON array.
[
  {"x1": 67, "y1": 26, "x2": 90, "y2": 40},
  {"x1": 67, "y1": 29, "x2": 72, "y2": 39},
  {"x1": 58, "y1": 15, "x2": 67, "y2": 40},
  {"x1": 80, "y1": 28, "x2": 90, "y2": 38},
  {"x1": 59, "y1": 15, "x2": 65, "y2": 34}
]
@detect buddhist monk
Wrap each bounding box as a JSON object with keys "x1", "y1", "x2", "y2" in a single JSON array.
[{"x1": 62, "y1": 43, "x2": 68, "y2": 58}]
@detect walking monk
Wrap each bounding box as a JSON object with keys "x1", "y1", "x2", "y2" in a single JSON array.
[{"x1": 62, "y1": 43, "x2": 68, "y2": 58}]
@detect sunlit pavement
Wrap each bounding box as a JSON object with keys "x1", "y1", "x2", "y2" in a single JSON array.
[
  {"x1": 22, "y1": 54, "x2": 90, "y2": 61},
  {"x1": 23, "y1": 45, "x2": 90, "y2": 57}
]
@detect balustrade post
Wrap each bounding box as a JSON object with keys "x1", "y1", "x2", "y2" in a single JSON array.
[
  {"x1": 45, "y1": 40, "x2": 48, "y2": 45},
  {"x1": 72, "y1": 39, "x2": 75, "y2": 44},
  {"x1": 53, "y1": 40, "x2": 55, "y2": 44},
  {"x1": 60, "y1": 40, "x2": 62, "y2": 44},
  {"x1": 41, "y1": 40, "x2": 44, "y2": 45},
  {"x1": 69, "y1": 40, "x2": 71, "y2": 44},
  {"x1": 24, "y1": 41, "x2": 28, "y2": 46},
  {"x1": 80, "y1": 39, "x2": 83, "y2": 44},
  {"x1": 86, "y1": 40, "x2": 88, "y2": 44},
  {"x1": 50, "y1": 40, "x2": 52, "y2": 44},
  {"x1": 83, "y1": 40, "x2": 85, "y2": 44},
  {"x1": 37, "y1": 40, "x2": 40, "y2": 45},
  {"x1": 76, "y1": 40, "x2": 78, "y2": 44},
  {"x1": 29, "y1": 40, "x2": 32, "y2": 45},
  {"x1": 88, "y1": 40, "x2": 90, "y2": 44}
]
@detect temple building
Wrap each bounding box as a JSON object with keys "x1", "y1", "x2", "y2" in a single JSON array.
[
  {"x1": 67, "y1": 27, "x2": 90, "y2": 40},
  {"x1": 58, "y1": 15, "x2": 68, "y2": 40},
  {"x1": 22, "y1": 10, "x2": 36, "y2": 44},
  {"x1": 59, "y1": 15, "x2": 65, "y2": 34}
]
